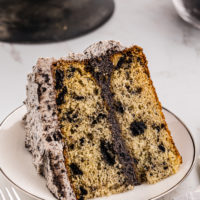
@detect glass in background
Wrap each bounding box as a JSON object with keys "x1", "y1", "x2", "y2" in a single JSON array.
[{"x1": 173, "y1": 0, "x2": 200, "y2": 29}]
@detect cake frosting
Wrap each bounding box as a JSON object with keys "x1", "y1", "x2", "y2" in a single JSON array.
[{"x1": 23, "y1": 58, "x2": 76, "y2": 200}]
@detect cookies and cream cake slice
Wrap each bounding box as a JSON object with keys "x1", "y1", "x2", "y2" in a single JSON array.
[{"x1": 23, "y1": 40, "x2": 182, "y2": 200}]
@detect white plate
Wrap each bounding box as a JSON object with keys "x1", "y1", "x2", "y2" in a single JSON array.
[{"x1": 0, "y1": 106, "x2": 196, "y2": 200}]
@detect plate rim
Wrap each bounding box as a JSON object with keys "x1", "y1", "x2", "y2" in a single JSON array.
[{"x1": 0, "y1": 105, "x2": 196, "y2": 200}]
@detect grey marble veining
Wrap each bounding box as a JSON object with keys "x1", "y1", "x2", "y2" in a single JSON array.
[{"x1": 0, "y1": 0, "x2": 200, "y2": 199}]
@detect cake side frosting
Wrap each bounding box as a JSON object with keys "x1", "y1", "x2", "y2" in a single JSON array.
[{"x1": 23, "y1": 58, "x2": 76, "y2": 200}]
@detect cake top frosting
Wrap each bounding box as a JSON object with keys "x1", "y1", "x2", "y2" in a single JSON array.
[
  {"x1": 44, "y1": 40, "x2": 125, "y2": 63},
  {"x1": 84, "y1": 40, "x2": 125, "y2": 59}
]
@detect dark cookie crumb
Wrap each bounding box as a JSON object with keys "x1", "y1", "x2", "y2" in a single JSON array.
[
  {"x1": 117, "y1": 171, "x2": 121, "y2": 175},
  {"x1": 70, "y1": 128, "x2": 75, "y2": 134},
  {"x1": 126, "y1": 51, "x2": 133, "y2": 57},
  {"x1": 47, "y1": 105, "x2": 51, "y2": 110},
  {"x1": 152, "y1": 124, "x2": 161, "y2": 132},
  {"x1": 66, "y1": 66, "x2": 76, "y2": 78},
  {"x1": 69, "y1": 144, "x2": 74, "y2": 150},
  {"x1": 84, "y1": 65, "x2": 94, "y2": 74},
  {"x1": 42, "y1": 87, "x2": 47, "y2": 92},
  {"x1": 54, "y1": 163, "x2": 59, "y2": 169},
  {"x1": 66, "y1": 110, "x2": 78, "y2": 123},
  {"x1": 133, "y1": 158, "x2": 138, "y2": 164},
  {"x1": 87, "y1": 133, "x2": 93, "y2": 140},
  {"x1": 152, "y1": 123, "x2": 165, "y2": 132},
  {"x1": 94, "y1": 88, "x2": 99, "y2": 95},
  {"x1": 163, "y1": 166, "x2": 168, "y2": 170},
  {"x1": 158, "y1": 144, "x2": 165, "y2": 152},
  {"x1": 92, "y1": 113, "x2": 106, "y2": 125},
  {"x1": 125, "y1": 85, "x2": 142, "y2": 95},
  {"x1": 92, "y1": 119, "x2": 97, "y2": 125},
  {"x1": 46, "y1": 136, "x2": 52, "y2": 142},
  {"x1": 55, "y1": 69, "x2": 64, "y2": 90},
  {"x1": 69, "y1": 163, "x2": 83, "y2": 175},
  {"x1": 80, "y1": 137, "x2": 85, "y2": 146},
  {"x1": 125, "y1": 85, "x2": 130, "y2": 92},
  {"x1": 42, "y1": 74, "x2": 50, "y2": 83},
  {"x1": 52, "y1": 111, "x2": 56, "y2": 116},
  {"x1": 140, "y1": 173, "x2": 147, "y2": 182},
  {"x1": 126, "y1": 72, "x2": 130, "y2": 79},
  {"x1": 37, "y1": 83, "x2": 42, "y2": 102},
  {"x1": 53, "y1": 131, "x2": 62, "y2": 141},
  {"x1": 44, "y1": 126, "x2": 49, "y2": 131},
  {"x1": 58, "y1": 108, "x2": 61, "y2": 113},
  {"x1": 80, "y1": 186, "x2": 88, "y2": 195},
  {"x1": 97, "y1": 113, "x2": 107, "y2": 121},
  {"x1": 126, "y1": 57, "x2": 132, "y2": 64},
  {"x1": 116, "y1": 56, "x2": 126, "y2": 69},
  {"x1": 130, "y1": 120, "x2": 147, "y2": 136},
  {"x1": 161, "y1": 123, "x2": 165, "y2": 129},
  {"x1": 114, "y1": 101, "x2": 124, "y2": 114},
  {"x1": 72, "y1": 94, "x2": 84, "y2": 101},
  {"x1": 135, "y1": 87, "x2": 142, "y2": 94},
  {"x1": 100, "y1": 140, "x2": 115, "y2": 166},
  {"x1": 70, "y1": 66, "x2": 76, "y2": 72},
  {"x1": 137, "y1": 57, "x2": 141, "y2": 62},
  {"x1": 56, "y1": 86, "x2": 68, "y2": 105}
]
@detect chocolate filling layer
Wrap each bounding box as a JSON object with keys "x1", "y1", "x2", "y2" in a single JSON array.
[{"x1": 85, "y1": 50, "x2": 140, "y2": 186}]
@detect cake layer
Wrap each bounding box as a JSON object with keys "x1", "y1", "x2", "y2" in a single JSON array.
[
  {"x1": 110, "y1": 47, "x2": 182, "y2": 183},
  {"x1": 51, "y1": 60, "x2": 136, "y2": 199}
]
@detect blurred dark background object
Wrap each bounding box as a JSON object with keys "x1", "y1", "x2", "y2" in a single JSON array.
[
  {"x1": 183, "y1": 0, "x2": 200, "y2": 21},
  {"x1": 173, "y1": 0, "x2": 200, "y2": 29},
  {"x1": 0, "y1": 0, "x2": 114, "y2": 43}
]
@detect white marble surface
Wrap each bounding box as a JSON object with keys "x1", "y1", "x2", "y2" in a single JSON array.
[{"x1": 0, "y1": 0, "x2": 200, "y2": 199}]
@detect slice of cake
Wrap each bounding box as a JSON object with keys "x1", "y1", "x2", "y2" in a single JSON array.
[{"x1": 23, "y1": 40, "x2": 182, "y2": 200}]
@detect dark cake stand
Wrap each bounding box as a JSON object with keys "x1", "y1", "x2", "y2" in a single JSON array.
[{"x1": 0, "y1": 0, "x2": 114, "y2": 43}]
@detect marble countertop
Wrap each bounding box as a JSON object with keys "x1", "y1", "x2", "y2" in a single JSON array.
[{"x1": 0, "y1": 0, "x2": 200, "y2": 199}]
